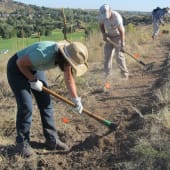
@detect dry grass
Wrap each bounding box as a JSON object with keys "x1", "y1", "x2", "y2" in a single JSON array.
[
  {"x1": 84, "y1": 31, "x2": 103, "y2": 63},
  {"x1": 1, "y1": 24, "x2": 170, "y2": 169},
  {"x1": 126, "y1": 25, "x2": 159, "y2": 65},
  {"x1": 125, "y1": 30, "x2": 170, "y2": 169}
]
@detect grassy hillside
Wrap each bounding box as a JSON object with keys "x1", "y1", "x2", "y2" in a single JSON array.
[
  {"x1": 0, "y1": 0, "x2": 30, "y2": 12},
  {"x1": 0, "y1": 30, "x2": 85, "y2": 56}
]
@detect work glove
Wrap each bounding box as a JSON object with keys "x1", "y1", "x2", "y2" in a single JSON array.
[
  {"x1": 72, "y1": 97, "x2": 83, "y2": 114},
  {"x1": 160, "y1": 19, "x2": 165, "y2": 26},
  {"x1": 102, "y1": 33, "x2": 109, "y2": 41},
  {"x1": 29, "y1": 79, "x2": 43, "y2": 92},
  {"x1": 120, "y1": 41, "x2": 125, "y2": 52}
]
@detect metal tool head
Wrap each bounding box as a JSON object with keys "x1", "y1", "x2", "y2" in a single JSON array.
[
  {"x1": 143, "y1": 62, "x2": 155, "y2": 72},
  {"x1": 109, "y1": 122, "x2": 118, "y2": 130}
]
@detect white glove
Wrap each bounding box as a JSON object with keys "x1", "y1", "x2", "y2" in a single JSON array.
[
  {"x1": 29, "y1": 79, "x2": 43, "y2": 92},
  {"x1": 72, "y1": 97, "x2": 83, "y2": 114}
]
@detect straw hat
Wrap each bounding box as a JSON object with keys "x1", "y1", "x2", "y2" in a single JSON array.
[{"x1": 59, "y1": 41, "x2": 88, "y2": 76}]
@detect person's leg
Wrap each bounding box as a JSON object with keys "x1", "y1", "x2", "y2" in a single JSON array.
[
  {"x1": 7, "y1": 55, "x2": 34, "y2": 156},
  {"x1": 32, "y1": 71, "x2": 68, "y2": 150},
  {"x1": 31, "y1": 71, "x2": 58, "y2": 140},
  {"x1": 153, "y1": 21, "x2": 160, "y2": 39},
  {"x1": 114, "y1": 37, "x2": 129, "y2": 78},
  {"x1": 104, "y1": 42, "x2": 114, "y2": 76}
]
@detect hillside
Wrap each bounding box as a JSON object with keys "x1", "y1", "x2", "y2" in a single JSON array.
[
  {"x1": 0, "y1": 0, "x2": 151, "y2": 22},
  {"x1": 0, "y1": 0, "x2": 27, "y2": 12},
  {"x1": 0, "y1": 0, "x2": 153, "y2": 40}
]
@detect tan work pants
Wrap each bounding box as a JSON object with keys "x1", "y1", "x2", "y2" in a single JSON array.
[{"x1": 104, "y1": 36, "x2": 129, "y2": 76}]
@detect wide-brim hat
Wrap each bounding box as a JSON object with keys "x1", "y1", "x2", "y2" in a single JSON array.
[
  {"x1": 99, "y1": 4, "x2": 111, "y2": 19},
  {"x1": 58, "y1": 41, "x2": 88, "y2": 77}
]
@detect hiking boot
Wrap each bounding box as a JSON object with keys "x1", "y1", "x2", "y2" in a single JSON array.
[
  {"x1": 121, "y1": 72, "x2": 129, "y2": 80},
  {"x1": 45, "y1": 138, "x2": 69, "y2": 151},
  {"x1": 15, "y1": 141, "x2": 35, "y2": 157},
  {"x1": 152, "y1": 35, "x2": 157, "y2": 40}
]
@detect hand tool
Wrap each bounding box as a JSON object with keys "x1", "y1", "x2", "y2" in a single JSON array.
[
  {"x1": 106, "y1": 38, "x2": 154, "y2": 72},
  {"x1": 42, "y1": 86, "x2": 118, "y2": 130}
]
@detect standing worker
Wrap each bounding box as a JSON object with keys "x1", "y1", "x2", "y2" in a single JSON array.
[
  {"x1": 98, "y1": 4, "x2": 129, "y2": 80},
  {"x1": 7, "y1": 40, "x2": 88, "y2": 157},
  {"x1": 152, "y1": 7, "x2": 170, "y2": 39}
]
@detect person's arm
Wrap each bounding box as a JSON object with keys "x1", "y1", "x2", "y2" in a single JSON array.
[
  {"x1": 118, "y1": 25, "x2": 125, "y2": 45},
  {"x1": 157, "y1": 10, "x2": 165, "y2": 25},
  {"x1": 99, "y1": 23, "x2": 109, "y2": 41},
  {"x1": 16, "y1": 55, "x2": 36, "y2": 81},
  {"x1": 64, "y1": 65, "x2": 83, "y2": 114},
  {"x1": 99, "y1": 23, "x2": 105, "y2": 35},
  {"x1": 64, "y1": 65, "x2": 78, "y2": 98},
  {"x1": 118, "y1": 25, "x2": 125, "y2": 50},
  {"x1": 160, "y1": 15, "x2": 165, "y2": 25},
  {"x1": 16, "y1": 55, "x2": 43, "y2": 91}
]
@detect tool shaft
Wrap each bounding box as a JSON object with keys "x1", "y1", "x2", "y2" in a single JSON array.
[{"x1": 42, "y1": 86, "x2": 114, "y2": 127}]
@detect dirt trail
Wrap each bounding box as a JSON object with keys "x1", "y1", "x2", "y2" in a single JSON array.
[
  {"x1": 1, "y1": 37, "x2": 170, "y2": 170},
  {"x1": 33, "y1": 38, "x2": 169, "y2": 170}
]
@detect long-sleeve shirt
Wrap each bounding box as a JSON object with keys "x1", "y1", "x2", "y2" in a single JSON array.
[{"x1": 152, "y1": 8, "x2": 166, "y2": 24}]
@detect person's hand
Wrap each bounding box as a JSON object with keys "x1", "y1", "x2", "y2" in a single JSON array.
[
  {"x1": 72, "y1": 97, "x2": 83, "y2": 114},
  {"x1": 121, "y1": 41, "x2": 125, "y2": 52},
  {"x1": 29, "y1": 79, "x2": 43, "y2": 92},
  {"x1": 102, "y1": 33, "x2": 109, "y2": 41},
  {"x1": 160, "y1": 20, "x2": 165, "y2": 26}
]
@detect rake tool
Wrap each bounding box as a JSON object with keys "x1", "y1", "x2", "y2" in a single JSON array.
[
  {"x1": 42, "y1": 86, "x2": 118, "y2": 130},
  {"x1": 106, "y1": 38, "x2": 154, "y2": 72}
]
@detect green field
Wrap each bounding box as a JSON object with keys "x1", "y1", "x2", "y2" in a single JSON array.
[{"x1": 0, "y1": 30, "x2": 85, "y2": 56}]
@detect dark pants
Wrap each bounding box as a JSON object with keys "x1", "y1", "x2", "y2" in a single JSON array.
[{"x1": 7, "y1": 54, "x2": 58, "y2": 143}]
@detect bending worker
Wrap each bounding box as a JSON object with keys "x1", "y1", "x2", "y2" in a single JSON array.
[
  {"x1": 98, "y1": 4, "x2": 129, "y2": 80},
  {"x1": 7, "y1": 40, "x2": 88, "y2": 157},
  {"x1": 152, "y1": 7, "x2": 170, "y2": 39}
]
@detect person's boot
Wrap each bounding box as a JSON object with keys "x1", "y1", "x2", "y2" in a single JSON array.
[
  {"x1": 15, "y1": 141, "x2": 35, "y2": 157},
  {"x1": 121, "y1": 72, "x2": 129, "y2": 80},
  {"x1": 45, "y1": 138, "x2": 69, "y2": 151}
]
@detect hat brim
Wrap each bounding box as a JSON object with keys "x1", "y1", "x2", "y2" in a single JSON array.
[{"x1": 59, "y1": 44, "x2": 88, "y2": 77}]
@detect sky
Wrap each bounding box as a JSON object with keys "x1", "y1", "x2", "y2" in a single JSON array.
[{"x1": 14, "y1": 0, "x2": 170, "y2": 12}]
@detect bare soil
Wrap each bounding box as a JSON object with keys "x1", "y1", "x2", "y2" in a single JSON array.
[{"x1": 1, "y1": 36, "x2": 170, "y2": 170}]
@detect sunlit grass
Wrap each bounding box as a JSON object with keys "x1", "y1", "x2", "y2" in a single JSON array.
[{"x1": 0, "y1": 30, "x2": 85, "y2": 54}]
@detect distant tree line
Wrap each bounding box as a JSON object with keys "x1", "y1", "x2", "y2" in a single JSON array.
[
  {"x1": 0, "y1": 5, "x2": 99, "y2": 39},
  {"x1": 0, "y1": 3, "x2": 154, "y2": 39}
]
